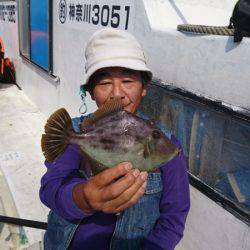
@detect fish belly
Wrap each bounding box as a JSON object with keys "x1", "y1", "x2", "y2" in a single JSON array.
[{"x1": 80, "y1": 143, "x2": 156, "y2": 171}]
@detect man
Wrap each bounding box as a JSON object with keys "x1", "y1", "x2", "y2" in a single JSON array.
[{"x1": 40, "y1": 28, "x2": 190, "y2": 250}]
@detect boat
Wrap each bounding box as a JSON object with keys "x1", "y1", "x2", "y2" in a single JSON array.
[{"x1": 0, "y1": 0, "x2": 249, "y2": 249}]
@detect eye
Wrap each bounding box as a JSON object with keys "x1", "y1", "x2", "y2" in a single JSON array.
[
  {"x1": 122, "y1": 79, "x2": 134, "y2": 83},
  {"x1": 98, "y1": 81, "x2": 112, "y2": 85},
  {"x1": 148, "y1": 120, "x2": 155, "y2": 126},
  {"x1": 152, "y1": 130, "x2": 161, "y2": 139}
]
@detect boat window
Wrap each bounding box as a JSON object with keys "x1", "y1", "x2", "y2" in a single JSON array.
[
  {"x1": 17, "y1": 0, "x2": 29, "y2": 59},
  {"x1": 139, "y1": 82, "x2": 250, "y2": 223},
  {"x1": 18, "y1": 0, "x2": 52, "y2": 72}
]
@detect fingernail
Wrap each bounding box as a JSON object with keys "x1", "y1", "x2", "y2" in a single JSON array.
[
  {"x1": 123, "y1": 162, "x2": 132, "y2": 171},
  {"x1": 140, "y1": 172, "x2": 148, "y2": 181},
  {"x1": 132, "y1": 169, "x2": 140, "y2": 177}
]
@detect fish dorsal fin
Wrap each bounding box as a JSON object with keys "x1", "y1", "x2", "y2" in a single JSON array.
[{"x1": 80, "y1": 97, "x2": 123, "y2": 128}]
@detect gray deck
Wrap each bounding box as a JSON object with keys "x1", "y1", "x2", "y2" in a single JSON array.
[{"x1": 0, "y1": 83, "x2": 48, "y2": 249}]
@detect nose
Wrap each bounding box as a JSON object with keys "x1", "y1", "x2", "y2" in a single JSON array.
[{"x1": 110, "y1": 81, "x2": 125, "y2": 100}]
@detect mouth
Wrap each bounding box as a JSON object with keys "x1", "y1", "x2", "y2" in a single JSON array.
[
  {"x1": 123, "y1": 103, "x2": 135, "y2": 113},
  {"x1": 106, "y1": 98, "x2": 133, "y2": 112},
  {"x1": 123, "y1": 102, "x2": 131, "y2": 108},
  {"x1": 122, "y1": 101, "x2": 130, "y2": 108}
]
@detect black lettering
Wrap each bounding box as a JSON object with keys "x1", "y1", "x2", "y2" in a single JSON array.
[
  {"x1": 111, "y1": 5, "x2": 120, "y2": 28},
  {"x1": 124, "y1": 6, "x2": 130, "y2": 30},
  {"x1": 0, "y1": 5, "x2": 4, "y2": 21},
  {"x1": 101, "y1": 5, "x2": 109, "y2": 26},
  {"x1": 88, "y1": 4, "x2": 91, "y2": 23},
  {"x1": 92, "y1": 4, "x2": 100, "y2": 25},
  {"x1": 59, "y1": 0, "x2": 67, "y2": 24},
  {"x1": 69, "y1": 4, "x2": 75, "y2": 21},
  {"x1": 83, "y1": 4, "x2": 87, "y2": 22},
  {"x1": 76, "y1": 4, "x2": 83, "y2": 22},
  {"x1": 86, "y1": 4, "x2": 89, "y2": 22}
]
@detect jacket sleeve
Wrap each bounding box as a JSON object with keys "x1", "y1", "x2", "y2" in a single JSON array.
[
  {"x1": 144, "y1": 135, "x2": 190, "y2": 250},
  {"x1": 39, "y1": 143, "x2": 92, "y2": 221}
]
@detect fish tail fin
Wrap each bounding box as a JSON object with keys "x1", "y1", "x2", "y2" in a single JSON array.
[{"x1": 41, "y1": 108, "x2": 72, "y2": 162}]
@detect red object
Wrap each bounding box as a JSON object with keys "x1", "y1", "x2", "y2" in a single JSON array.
[{"x1": 0, "y1": 37, "x2": 5, "y2": 76}]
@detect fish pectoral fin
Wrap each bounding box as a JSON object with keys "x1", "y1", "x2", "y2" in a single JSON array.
[
  {"x1": 143, "y1": 142, "x2": 150, "y2": 159},
  {"x1": 79, "y1": 149, "x2": 107, "y2": 175},
  {"x1": 88, "y1": 158, "x2": 107, "y2": 175}
]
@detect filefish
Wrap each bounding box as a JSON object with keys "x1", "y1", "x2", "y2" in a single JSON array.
[{"x1": 41, "y1": 98, "x2": 179, "y2": 174}]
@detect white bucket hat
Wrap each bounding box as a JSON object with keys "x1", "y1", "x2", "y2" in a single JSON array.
[{"x1": 84, "y1": 28, "x2": 152, "y2": 89}]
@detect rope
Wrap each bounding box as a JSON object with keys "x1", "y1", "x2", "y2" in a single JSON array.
[{"x1": 177, "y1": 24, "x2": 234, "y2": 36}]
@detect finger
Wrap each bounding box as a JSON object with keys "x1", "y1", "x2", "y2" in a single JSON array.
[
  {"x1": 93, "y1": 162, "x2": 133, "y2": 188},
  {"x1": 102, "y1": 169, "x2": 140, "y2": 201},
  {"x1": 115, "y1": 181, "x2": 147, "y2": 213},
  {"x1": 115, "y1": 172, "x2": 148, "y2": 206},
  {"x1": 102, "y1": 172, "x2": 148, "y2": 213}
]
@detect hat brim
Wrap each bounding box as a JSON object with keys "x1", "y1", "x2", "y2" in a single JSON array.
[{"x1": 84, "y1": 58, "x2": 152, "y2": 90}]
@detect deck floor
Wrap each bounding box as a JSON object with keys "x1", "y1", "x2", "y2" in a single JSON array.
[{"x1": 0, "y1": 83, "x2": 48, "y2": 248}]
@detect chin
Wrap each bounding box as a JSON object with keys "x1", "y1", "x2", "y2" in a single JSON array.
[{"x1": 124, "y1": 106, "x2": 135, "y2": 113}]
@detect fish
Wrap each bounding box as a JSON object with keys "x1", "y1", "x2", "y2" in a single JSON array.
[{"x1": 41, "y1": 98, "x2": 179, "y2": 175}]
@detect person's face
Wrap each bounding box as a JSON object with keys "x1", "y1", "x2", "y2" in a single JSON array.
[{"x1": 91, "y1": 67, "x2": 147, "y2": 113}]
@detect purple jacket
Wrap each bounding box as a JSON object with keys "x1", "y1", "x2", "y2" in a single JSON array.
[{"x1": 40, "y1": 121, "x2": 190, "y2": 250}]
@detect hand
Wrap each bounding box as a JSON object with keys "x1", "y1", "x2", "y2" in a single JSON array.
[{"x1": 73, "y1": 162, "x2": 148, "y2": 214}]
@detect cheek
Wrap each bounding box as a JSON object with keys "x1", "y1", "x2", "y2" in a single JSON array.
[
  {"x1": 127, "y1": 85, "x2": 144, "y2": 102},
  {"x1": 93, "y1": 86, "x2": 110, "y2": 105}
]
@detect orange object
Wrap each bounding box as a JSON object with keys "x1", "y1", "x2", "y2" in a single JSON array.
[
  {"x1": 0, "y1": 37, "x2": 5, "y2": 76},
  {"x1": 0, "y1": 38, "x2": 16, "y2": 83}
]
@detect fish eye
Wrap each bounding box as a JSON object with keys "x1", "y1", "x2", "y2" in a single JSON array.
[
  {"x1": 152, "y1": 130, "x2": 161, "y2": 139},
  {"x1": 148, "y1": 120, "x2": 155, "y2": 126}
]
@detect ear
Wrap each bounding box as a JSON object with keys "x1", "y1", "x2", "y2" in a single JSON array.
[
  {"x1": 142, "y1": 84, "x2": 147, "y2": 97},
  {"x1": 91, "y1": 93, "x2": 95, "y2": 100},
  {"x1": 89, "y1": 85, "x2": 95, "y2": 100}
]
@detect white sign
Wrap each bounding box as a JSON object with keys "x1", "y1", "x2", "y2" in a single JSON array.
[
  {"x1": 0, "y1": 2, "x2": 16, "y2": 23},
  {"x1": 57, "y1": 0, "x2": 134, "y2": 30}
]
